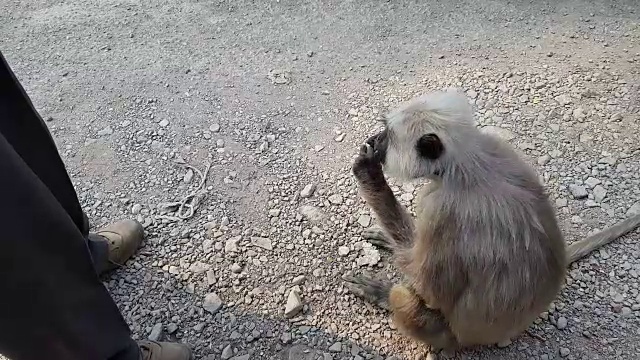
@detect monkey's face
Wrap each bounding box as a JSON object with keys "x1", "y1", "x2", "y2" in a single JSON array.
[{"x1": 366, "y1": 119, "x2": 445, "y2": 180}]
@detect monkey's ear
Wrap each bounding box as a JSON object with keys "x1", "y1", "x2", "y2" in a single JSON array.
[{"x1": 416, "y1": 133, "x2": 444, "y2": 160}]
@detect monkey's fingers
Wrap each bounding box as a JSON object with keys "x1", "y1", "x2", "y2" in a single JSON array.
[
  {"x1": 363, "y1": 227, "x2": 394, "y2": 251},
  {"x1": 358, "y1": 142, "x2": 374, "y2": 159},
  {"x1": 343, "y1": 274, "x2": 392, "y2": 310}
]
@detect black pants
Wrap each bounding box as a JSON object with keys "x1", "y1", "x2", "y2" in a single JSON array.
[{"x1": 0, "y1": 52, "x2": 139, "y2": 360}]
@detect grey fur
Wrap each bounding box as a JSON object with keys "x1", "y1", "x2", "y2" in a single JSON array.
[{"x1": 349, "y1": 89, "x2": 640, "y2": 349}]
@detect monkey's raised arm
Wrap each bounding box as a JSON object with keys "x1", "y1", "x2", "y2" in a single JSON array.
[{"x1": 353, "y1": 144, "x2": 415, "y2": 250}]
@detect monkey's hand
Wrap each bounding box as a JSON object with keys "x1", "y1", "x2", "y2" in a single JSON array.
[{"x1": 352, "y1": 143, "x2": 385, "y2": 186}]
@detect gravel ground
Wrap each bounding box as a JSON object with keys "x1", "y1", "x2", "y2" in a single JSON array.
[{"x1": 2, "y1": 1, "x2": 640, "y2": 359}]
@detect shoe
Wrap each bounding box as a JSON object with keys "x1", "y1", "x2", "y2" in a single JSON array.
[
  {"x1": 94, "y1": 219, "x2": 144, "y2": 272},
  {"x1": 138, "y1": 340, "x2": 193, "y2": 360}
]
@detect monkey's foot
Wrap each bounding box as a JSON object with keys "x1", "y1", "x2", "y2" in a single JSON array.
[
  {"x1": 343, "y1": 274, "x2": 391, "y2": 310},
  {"x1": 363, "y1": 226, "x2": 393, "y2": 251}
]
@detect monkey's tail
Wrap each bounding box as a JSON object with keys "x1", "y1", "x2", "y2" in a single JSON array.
[{"x1": 566, "y1": 213, "x2": 640, "y2": 264}]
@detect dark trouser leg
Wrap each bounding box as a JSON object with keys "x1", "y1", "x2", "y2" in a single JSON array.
[{"x1": 0, "y1": 52, "x2": 139, "y2": 360}]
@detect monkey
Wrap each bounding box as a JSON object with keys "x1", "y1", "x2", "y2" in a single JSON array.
[{"x1": 343, "y1": 89, "x2": 640, "y2": 352}]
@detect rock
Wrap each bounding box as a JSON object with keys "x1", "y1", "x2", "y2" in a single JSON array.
[
  {"x1": 159, "y1": 119, "x2": 169, "y2": 127},
  {"x1": 329, "y1": 342, "x2": 342, "y2": 352},
  {"x1": 537, "y1": 155, "x2": 550, "y2": 166},
  {"x1": 284, "y1": 289, "x2": 303, "y2": 318},
  {"x1": 292, "y1": 275, "x2": 306, "y2": 285},
  {"x1": 210, "y1": 123, "x2": 221, "y2": 132},
  {"x1": 467, "y1": 90, "x2": 478, "y2": 99},
  {"x1": 131, "y1": 203, "x2": 142, "y2": 214},
  {"x1": 610, "y1": 113, "x2": 623, "y2": 121},
  {"x1": 338, "y1": 246, "x2": 350, "y2": 256},
  {"x1": 149, "y1": 323, "x2": 163, "y2": 341},
  {"x1": 251, "y1": 237, "x2": 273, "y2": 250},
  {"x1": 189, "y1": 261, "x2": 210, "y2": 274},
  {"x1": 357, "y1": 215, "x2": 371, "y2": 227},
  {"x1": 283, "y1": 345, "x2": 318, "y2": 360},
  {"x1": 593, "y1": 185, "x2": 607, "y2": 202},
  {"x1": 584, "y1": 177, "x2": 601, "y2": 188},
  {"x1": 480, "y1": 126, "x2": 515, "y2": 141},
  {"x1": 183, "y1": 169, "x2": 194, "y2": 183},
  {"x1": 356, "y1": 242, "x2": 381, "y2": 266},
  {"x1": 555, "y1": 94, "x2": 572, "y2": 105},
  {"x1": 334, "y1": 133, "x2": 346, "y2": 142},
  {"x1": 206, "y1": 269, "x2": 216, "y2": 285},
  {"x1": 225, "y1": 236, "x2": 241, "y2": 253},
  {"x1": 216, "y1": 139, "x2": 225, "y2": 148},
  {"x1": 557, "y1": 316, "x2": 567, "y2": 329},
  {"x1": 203, "y1": 293, "x2": 222, "y2": 314},
  {"x1": 518, "y1": 94, "x2": 529, "y2": 103},
  {"x1": 559, "y1": 347, "x2": 570, "y2": 357},
  {"x1": 328, "y1": 194, "x2": 343, "y2": 205},
  {"x1": 166, "y1": 323, "x2": 178, "y2": 334},
  {"x1": 626, "y1": 202, "x2": 640, "y2": 217},
  {"x1": 299, "y1": 205, "x2": 326, "y2": 223},
  {"x1": 230, "y1": 263, "x2": 243, "y2": 273},
  {"x1": 300, "y1": 183, "x2": 316, "y2": 198},
  {"x1": 97, "y1": 126, "x2": 113, "y2": 136},
  {"x1": 221, "y1": 344, "x2": 234, "y2": 360},
  {"x1": 569, "y1": 185, "x2": 588, "y2": 199}
]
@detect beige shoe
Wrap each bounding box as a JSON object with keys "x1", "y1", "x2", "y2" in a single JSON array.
[
  {"x1": 95, "y1": 219, "x2": 144, "y2": 272},
  {"x1": 138, "y1": 340, "x2": 193, "y2": 360}
]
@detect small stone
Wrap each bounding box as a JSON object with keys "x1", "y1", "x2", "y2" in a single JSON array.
[
  {"x1": 284, "y1": 290, "x2": 303, "y2": 318},
  {"x1": 357, "y1": 215, "x2": 371, "y2": 227},
  {"x1": 537, "y1": 155, "x2": 550, "y2": 166},
  {"x1": 559, "y1": 347, "x2": 570, "y2": 357},
  {"x1": 166, "y1": 323, "x2": 178, "y2": 334},
  {"x1": 225, "y1": 236, "x2": 241, "y2": 253},
  {"x1": 518, "y1": 94, "x2": 529, "y2": 103},
  {"x1": 569, "y1": 185, "x2": 588, "y2": 199},
  {"x1": 584, "y1": 177, "x2": 601, "y2": 188},
  {"x1": 467, "y1": 90, "x2": 478, "y2": 99},
  {"x1": 159, "y1": 119, "x2": 169, "y2": 127},
  {"x1": 131, "y1": 204, "x2": 142, "y2": 214},
  {"x1": 251, "y1": 237, "x2": 273, "y2": 250},
  {"x1": 230, "y1": 355, "x2": 250, "y2": 360},
  {"x1": 210, "y1": 123, "x2": 221, "y2": 132},
  {"x1": 338, "y1": 246, "x2": 350, "y2": 256},
  {"x1": 221, "y1": 344, "x2": 234, "y2": 360},
  {"x1": 328, "y1": 194, "x2": 343, "y2": 205},
  {"x1": 593, "y1": 185, "x2": 607, "y2": 202},
  {"x1": 329, "y1": 342, "x2": 342, "y2": 352},
  {"x1": 334, "y1": 133, "x2": 346, "y2": 142},
  {"x1": 189, "y1": 261, "x2": 210, "y2": 274},
  {"x1": 314, "y1": 145, "x2": 324, "y2": 152},
  {"x1": 230, "y1": 263, "x2": 243, "y2": 273},
  {"x1": 299, "y1": 205, "x2": 326, "y2": 223},
  {"x1": 292, "y1": 275, "x2": 306, "y2": 285},
  {"x1": 300, "y1": 183, "x2": 316, "y2": 198},
  {"x1": 97, "y1": 126, "x2": 113, "y2": 136},
  {"x1": 555, "y1": 94, "x2": 572, "y2": 105},
  {"x1": 206, "y1": 269, "x2": 216, "y2": 285},
  {"x1": 557, "y1": 316, "x2": 567, "y2": 329},
  {"x1": 356, "y1": 242, "x2": 381, "y2": 266},
  {"x1": 203, "y1": 293, "x2": 222, "y2": 314},
  {"x1": 610, "y1": 113, "x2": 623, "y2": 121},
  {"x1": 555, "y1": 198, "x2": 568, "y2": 207},
  {"x1": 480, "y1": 126, "x2": 515, "y2": 141},
  {"x1": 183, "y1": 169, "x2": 194, "y2": 183},
  {"x1": 149, "y1": 323, "x2": 163, "y2": 341}
]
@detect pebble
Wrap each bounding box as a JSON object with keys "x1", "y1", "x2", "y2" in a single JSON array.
[
  {"x1": 557, "y1": 316, "x2": 568, "y2": 329},
  {"x1": 356, "y1": 242, "x2": 381, "y2": 266},
  {"x1": 328, "y1": 194, "x2": 343, "y2": 205},
  {"x1": 292, "y1": 275, "x2": 306, "y2": 285},
  {"x1": 480, "y1": 126, "x2": 515, "y2": 141},
  {"x1": 97, "y1": 126, "x2": 113, "y2": 136},
  {"x1": 225, "y1": 236, "x2": 241, "y2": 253},
  {"x1": 357, "y1": 215, "x2": 371, "y2": 227},
  {"x1": 300, "y1": 183, "x2": 316, "y2": 198},
  {"x1": 158, "y1": 119, "x2": 169, "y2": 127},
  {"x1": 299, "y1": 205, "x2": 326, "y2": 222},
  {"x1": 559, "y1": 347, "x2": 570, "y2": 357},
  {"x1": 627, "y1": 202, "x2": 640, "y2": 217},
  {"x1": 329, "y1": 342, "x2": 342, "y2": 352},
  {"x1": 183, "y1": 169, "x2": 194, "y2": 183},
  {"x1": 334, "y1": 133, "x2": 346, "y2": 142},
  {"x1": 569, "y1": 184, "x2": 588, "y2": 199},
  {"x1": 251, "y1": 237, "x2": 273, "y2": 250},
  {"x1": 203, "y1": 292, "x2": 222, "y2": 314},
  {"x1": 230, "y1": 263, "x2": 243, "y2": 273},
  {"x1": 585, "y1": 177, "x2": 601, "y2": 188},
  {"x1": 166, "y1": 323, "x2": 178, "y2": 334},
  {"x1": 221, "y1": 344, "x2": 234, "y2": 360},
  {"x1": 593, "y1": 185, "x2": 607, "y2": 202},
  {"x1": 149, "y1": 323, "x2": 163, "y2": 341},
  {"x1": 338, "y1": 246, "x2": 350, "y2": 256},
  {"x1": 206, "y1": 269, "x2": 216, "y2": 285},
  {"x1": 210, "y1": 123, "x2": 221, "y2": 132},
  {"x1": 284, "y1": 289, "x2": 303, "y2": 318},
  {"x1": 131, "y1": 203, "x2": 142, "y2": 214}
]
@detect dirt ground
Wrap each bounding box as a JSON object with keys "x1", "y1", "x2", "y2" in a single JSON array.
[{"x1": 1, "y1": 0, "x2": 640, "y2": 359}]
